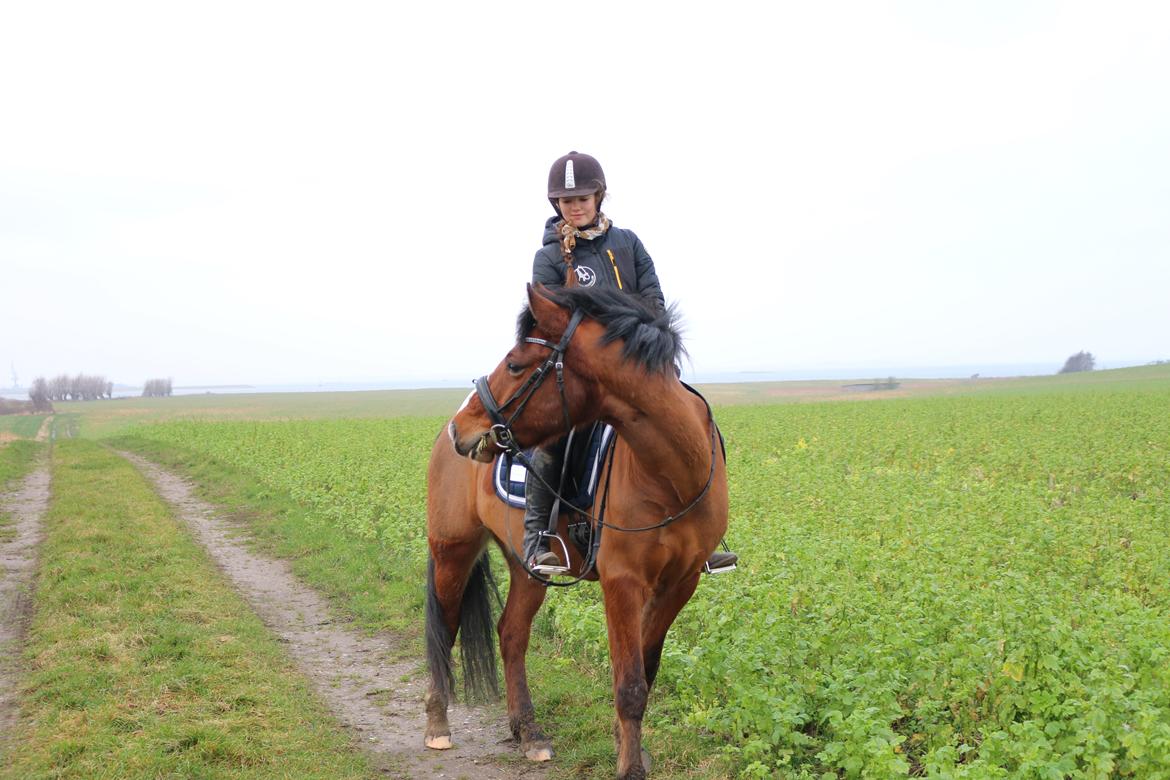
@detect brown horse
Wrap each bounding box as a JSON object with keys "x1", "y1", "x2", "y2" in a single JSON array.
[{"x1": 425, "y1": 284, "x2": 728, "y2": 780}]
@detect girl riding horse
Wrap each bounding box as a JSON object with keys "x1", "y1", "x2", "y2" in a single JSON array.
[{"x1": 525, "y1": 150, "x2": 737, "y2": 576}]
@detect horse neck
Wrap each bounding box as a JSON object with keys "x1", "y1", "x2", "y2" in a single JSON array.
[{"x1": 599, "y1": 373, "x2": 713, "y2": 506}]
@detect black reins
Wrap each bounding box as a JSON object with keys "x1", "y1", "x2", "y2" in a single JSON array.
[{"x1": 594, "y1": 383, "x2": 721, "y2": 534}]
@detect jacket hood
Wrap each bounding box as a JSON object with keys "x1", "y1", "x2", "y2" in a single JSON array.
[{"x1": 542, "y1": 216, "x2": 561, "y2": 246}]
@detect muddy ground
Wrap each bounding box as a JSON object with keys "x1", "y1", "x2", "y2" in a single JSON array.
[{"x1": 0, "y1": 460, "x2": 50, "y2": 756}]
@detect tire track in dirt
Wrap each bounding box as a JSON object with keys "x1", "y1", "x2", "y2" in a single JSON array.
[
  {"x1": 0, "y1": 459, "x2": 50, "y2": 756},
  {"x1": 118, "y1": 451, "x2": 545, "y2": 780}
]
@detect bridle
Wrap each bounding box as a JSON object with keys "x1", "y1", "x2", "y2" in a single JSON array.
[{"x1": 473, "y1": 309, "x2": 585, "y2": 455}]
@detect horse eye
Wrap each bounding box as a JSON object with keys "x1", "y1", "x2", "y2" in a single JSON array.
[{"x1": 506, "y1": 362, "x2": 524, "y2": 376}]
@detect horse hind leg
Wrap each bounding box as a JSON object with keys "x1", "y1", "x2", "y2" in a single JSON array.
[
  {"x1": 424, "y1": 555, "x2": 457, "y2": 749},
  {"x1": 498, "y1": 557, "x2": 553, "y2": 761},
  {"x1": 424, "y1": 539, "x2": 496, "y2": 750}
]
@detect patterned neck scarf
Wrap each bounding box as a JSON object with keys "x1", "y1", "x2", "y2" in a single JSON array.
[{"x1": 558, "y1": 212, "x2": 611, "y2": 277}]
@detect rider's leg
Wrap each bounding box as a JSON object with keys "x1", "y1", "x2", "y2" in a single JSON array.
[
  {"x1": 522, "y1": 440, "x2": 568, "y2": 573},
  {"x1": 522, "y1": 435, "x2": 735, "y2": 575}
]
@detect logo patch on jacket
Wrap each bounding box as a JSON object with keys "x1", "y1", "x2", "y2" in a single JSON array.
[{"x1": 574, "y1": 265, "x2": 597, "y2": 286}]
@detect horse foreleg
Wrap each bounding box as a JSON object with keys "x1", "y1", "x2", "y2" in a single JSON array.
[
  {"x1": 498, "y1": 558, "x2": 553, "y2": 761},
  {"x1": 642, "y1": 572, "x2": 700, "y2": 690},
  {"x1": 602, "y1": 574, "x2": 652, "y2": 780},
  {"x1": 424, "y1": 539, "x2": 483, "y2": 750}
]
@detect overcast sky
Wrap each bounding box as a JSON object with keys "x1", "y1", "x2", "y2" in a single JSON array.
[{"x1": 2, "y1": 1, "x2": 1167, "y2": 388}]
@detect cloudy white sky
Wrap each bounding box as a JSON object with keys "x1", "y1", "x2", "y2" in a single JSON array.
[{"x1": 2, "y1": 1, "x2": 1167, "y2": 388}]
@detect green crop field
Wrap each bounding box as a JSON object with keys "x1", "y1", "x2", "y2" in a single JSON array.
[
  {"x1": 56, "y1": 365, "x2": 1144, "y2": 441},
  {"x1": 104, "y1": 365, "x2": 1170, "y2": 778},
  {"x1": 54, "y1": 388, "x2": 473, "y2": 439},
  {"x1": 0, "y1": 415, "x2": 45, "y2": 439}
]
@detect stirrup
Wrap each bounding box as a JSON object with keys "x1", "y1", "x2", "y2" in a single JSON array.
[
  {"x1": 531, "y1": 532, "x2": 571, "y2": 575},
  {"x1": 704, "y1": 551, "x2": 738, "y2": 575}
]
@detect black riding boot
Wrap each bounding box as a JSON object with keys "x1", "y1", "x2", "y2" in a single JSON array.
[{"x1": 522, "y1": 447, "x2": 569, "y2": 574}]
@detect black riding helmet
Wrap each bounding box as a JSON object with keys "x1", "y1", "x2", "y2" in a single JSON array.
[{"x1": 547, "y1": 151, "x2": 606, "y2": 214}]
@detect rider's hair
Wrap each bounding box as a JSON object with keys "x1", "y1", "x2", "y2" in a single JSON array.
[{"x1": 555, "y1": 189, "x2": 606, "y2": 210}]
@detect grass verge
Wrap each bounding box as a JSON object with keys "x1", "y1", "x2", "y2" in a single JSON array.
[
  {"x1": 0, "y1": 440, "x2": 373, "y2": 779},
  {"x1": 0, "y1": 439, "x2": 42, "y2": 486},
  {"x1": 0, "y1": 440, "x2": 43, "y2": 540}
]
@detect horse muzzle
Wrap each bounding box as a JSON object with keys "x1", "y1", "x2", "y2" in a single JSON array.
[{"x1": 449, "y1": 421, "x2": 501, "y2": 463}]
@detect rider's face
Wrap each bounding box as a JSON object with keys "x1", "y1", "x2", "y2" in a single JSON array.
[{"x1": 557, "y1": 194, "x2": 599, "y2": 228}]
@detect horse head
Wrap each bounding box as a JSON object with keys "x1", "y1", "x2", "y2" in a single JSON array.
[
  {"x1": 449, "y1": 283, "x2": 683, "y2": 463},
  {"x1": 450, "y1": 284, "x2": 600, "y2": 462}
]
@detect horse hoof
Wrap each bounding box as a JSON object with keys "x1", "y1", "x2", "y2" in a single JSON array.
[
  {"x1": 524, "y1": 743, "x2": 554, "y2": 762},
  {"x1": 425, "y1": 735, "x2": 453, "y2": 750},
  {"x1": 641, "y1": 748, "x2": 653, "y2": 773}
]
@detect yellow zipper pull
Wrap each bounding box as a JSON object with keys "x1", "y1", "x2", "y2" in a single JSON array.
[{"x1": 606, "y1": 249, "x2": 623, "y2": 289}]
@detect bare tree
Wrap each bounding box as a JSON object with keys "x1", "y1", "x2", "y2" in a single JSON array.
[
  {"x1": 48, "y1": 374, "x2": 67, "y2": 401},
  {"x1": 29, "y1": 377, "x2": 54, "y2": 412},
  {"x1": 142, "y1": 378, "x2": 174, "y2": 397},
  {"x1": 1059, "y1": 351, "x2": 1096, "y2": 374},
  {"x1": 39, "y1": 373, "x2": 112, "y2": 401}
]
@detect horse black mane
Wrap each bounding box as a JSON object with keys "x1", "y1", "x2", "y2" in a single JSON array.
[{"x1": 516, "y1": 287, "x2": 686, "y2": 374}]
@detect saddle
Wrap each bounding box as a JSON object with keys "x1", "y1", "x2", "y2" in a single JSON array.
[
  {"x1": 493, "y1": 422, "x2": 616, "y2": 513},
  {"x1": 491, "y1": 389, "x2": 736, "y2": 578}
]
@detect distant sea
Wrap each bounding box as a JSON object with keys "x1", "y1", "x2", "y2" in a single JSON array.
[
  {"x1": 0, "y1": 380, "x2": 469, "y2": 401},
  {"x1": 0, "y1": 361, "x2": 1151, "y2": 400},
  {"x1": 690, "y1": 363, "x2": 1065, "y2": 383}
]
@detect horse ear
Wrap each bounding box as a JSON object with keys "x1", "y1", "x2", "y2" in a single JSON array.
[{"x1": 527, "y1": 284, "x2": 570, "y2": 336}]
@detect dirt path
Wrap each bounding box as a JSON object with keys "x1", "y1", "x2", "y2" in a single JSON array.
[
  {"x1": 118, "y1": 451, "x2": 545, "y2": 780},
  {"x1": 0, "y1": 459, "x2": 51, "y2": 754},
  {"x1": 34, "y1": 415, "x2": 53, "y2": 443}
]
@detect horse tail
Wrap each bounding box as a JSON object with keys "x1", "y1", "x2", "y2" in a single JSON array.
[
  {"x1": 425, "y1": 551, "x2": 501, "y2": 704},
  {"x1": 458, "y1": 552, "x2": 501, "y2": 702},
  {"x1": 425, "y1": 556, "x2": 455, "y2": 703}
]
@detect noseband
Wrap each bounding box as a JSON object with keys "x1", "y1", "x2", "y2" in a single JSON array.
[{"x1": 473, "y1": 309, "x2": 586, "y2": 454}]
